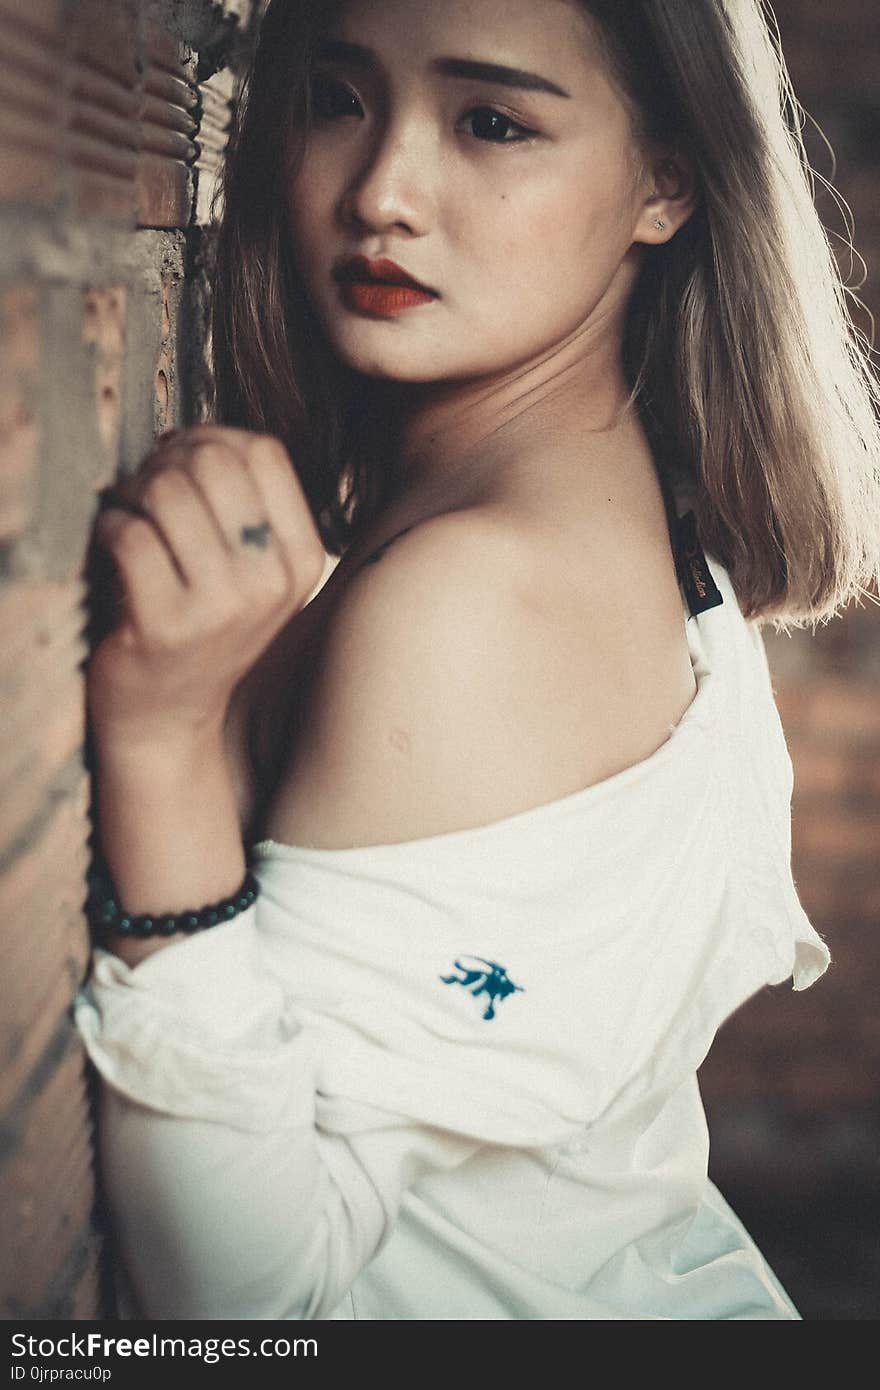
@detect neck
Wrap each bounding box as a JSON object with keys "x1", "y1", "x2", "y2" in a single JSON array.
[{"x1": 377, "y1": 310, "x2": 635, "y2": 512}]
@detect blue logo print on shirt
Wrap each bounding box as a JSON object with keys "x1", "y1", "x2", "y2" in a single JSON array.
[{"x1": 440, "y1": 956, "x2": 524, "y2": 1021}]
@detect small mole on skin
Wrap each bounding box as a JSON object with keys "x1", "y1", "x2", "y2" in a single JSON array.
[{"x1": 389, "y1": 726, "x2": 411, "y2": 755}]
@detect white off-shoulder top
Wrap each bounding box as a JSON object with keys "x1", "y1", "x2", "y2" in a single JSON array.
[{"x1": 73, "y1": 530, "x2": 829, "y2": 1321}]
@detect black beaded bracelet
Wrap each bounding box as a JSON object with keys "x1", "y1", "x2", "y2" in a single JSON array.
[{"x1": 86, "y1": 866, "x2": 260, "y2": 940}]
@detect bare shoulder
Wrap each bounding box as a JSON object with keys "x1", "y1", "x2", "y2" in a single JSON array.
[
  {"x1": 259, "y1": 508, "x2": 545, "y2": 848},
  {"x1": 259, "y1": 506, "x2": 695, "y2": 850}
]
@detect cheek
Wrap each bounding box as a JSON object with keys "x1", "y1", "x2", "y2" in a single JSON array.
[{"x1": 468, "y1": 172, "x2": 619, "y2": 317}]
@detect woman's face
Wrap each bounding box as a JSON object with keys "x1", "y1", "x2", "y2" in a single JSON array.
[{"x1": 286, "y1": 0, "x2": 660, "y2": 384}]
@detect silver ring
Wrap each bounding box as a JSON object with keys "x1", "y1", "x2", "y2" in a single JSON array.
[{"x1": 239, "y1": 520, "x2": 272, "y2": 549}]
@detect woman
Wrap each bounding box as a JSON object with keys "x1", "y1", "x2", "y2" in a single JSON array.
[{"x1": 74, "y1": 0, "x2": 879, "y2": 1319}]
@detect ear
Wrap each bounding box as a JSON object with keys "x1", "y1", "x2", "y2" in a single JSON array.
[{"x1": 632, "y1": 148, "x2": 699, "y2": 245}]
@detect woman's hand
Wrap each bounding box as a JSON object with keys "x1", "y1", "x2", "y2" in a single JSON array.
[{"x1": 87, "y1": 426, "x2": 327, "y2": 753}]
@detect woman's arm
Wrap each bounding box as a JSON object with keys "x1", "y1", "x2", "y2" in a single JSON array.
[
  {"x1": 93, "y1": 725, "x2": 245, "y2": 969},
  {"x1": 78, "y1": 504, "x2": 546, "y2": 1318},
  {"x1": 76, "y1": 498, "x2": 577, "y2": 1318},
  {"x1": 86, "y1": 426, "x2": 326, "y2": 968}
]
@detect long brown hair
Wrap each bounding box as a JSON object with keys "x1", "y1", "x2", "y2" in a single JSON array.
[{"x1": 211, "y1": 0, "x2": 880, "y2": 628}]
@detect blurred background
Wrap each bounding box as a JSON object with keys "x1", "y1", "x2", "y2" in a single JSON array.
[{"x1": 0, "y1": 0, "x2": 877, "y2": 1320}]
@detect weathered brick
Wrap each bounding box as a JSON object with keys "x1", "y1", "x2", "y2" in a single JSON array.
[
  {"x1": 0, "y1": 970, "x2": 83, "y2": 1121},
  {"x1": 82, "y1": 287, "x2": 126, "y2": 457},
  {"x1": 66, "y1": 1254, "x2": 102, "y2": 1320},
  {"x1": 0, "y1": 580, "x2": 88, "y2": 848},
  {"x1": 0, "y1": 1048, "x2": 97, "y2": 1317},
  {"x1": 0, "y1": 0, "x2": 257, "y2": 1326},
  {"x1": 0, "y1": 792, "x2": 91, "y2": 1068},
  {"x1": 0, "y1": 285, "x2": 39, "y2": 541},
  {"x1": 35, "y1": 285, "x2": 121, "y2": 574},
  {"x1": 0, "y1": 11, "x2": 64, "y2": 207},
  {"x1": 154, "y1": 279, "x2": 174, "y2": 432},
  {"x1": 68, "y1": 1, "x2": 139, "y2": 225},
  {"x1": 137, "y1": 24, "x2": 197, "y2": 228},
  {"x1": 136, "y1": 152, "x2": 193, "y2": 229},
  {"x1": 0, "y1": 0, "x2": 62, "y2": 32}
]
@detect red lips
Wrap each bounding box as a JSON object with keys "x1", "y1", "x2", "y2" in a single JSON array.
[{"x1": 335, "y1": 255, "x2": 436, "y2": 295}]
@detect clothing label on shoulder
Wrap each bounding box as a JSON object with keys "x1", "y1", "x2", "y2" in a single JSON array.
[{"x1": 674, "y1": 511, "x2": 724, "y2": 618}]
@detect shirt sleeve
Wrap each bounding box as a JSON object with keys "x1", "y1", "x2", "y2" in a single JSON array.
[{"x1": 73, "y1": 909, "x2": 485, "y2": 1320}]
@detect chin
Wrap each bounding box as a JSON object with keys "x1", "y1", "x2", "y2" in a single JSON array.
[
  {"x1": 357, "y1": 360, "x2": 444, "y2": 383},
  {"x1": 325, "y1": 328, "x2": 446, "y2": 383}
]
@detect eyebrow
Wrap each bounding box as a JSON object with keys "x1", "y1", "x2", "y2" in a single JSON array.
[{"x1": 315, "y1": 40, "x2": 572, "y2": 99}]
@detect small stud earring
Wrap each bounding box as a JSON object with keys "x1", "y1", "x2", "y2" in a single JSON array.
[{"x1": 654, "y1": 217, "x2": 666, "y2": 231}]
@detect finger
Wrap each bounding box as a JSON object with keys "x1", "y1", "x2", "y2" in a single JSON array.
[
  {"x1": 134, "y1": 465, "x2": 236, "y2": 591},
  {"x1": 107, "y1": 427, "x2": 223, "y2": 506},
  {"x1": 132, "y1": 427, "x2": 326, "y2": 602},
  {"x1": 148, "y1": 425, "x2": 312, "y2": 538},
  {"x1": 167, "y1": 437, "x2": 275, "y2": 557},
  {"x1": 239, "y1": 435, "x2": 326, "y2": 595},
  {"x1": 165, "y1": 429, "x2": 324, "y2": 599},
  {"x1": 175, "y1": 439, "x2": 300, "y2": 614},
  {"x1": 154, "y1": 423, "x2": 271, "y2": 453},
  {"x1": 93, "y1": 507, "x2": 185, "y2": 635}
]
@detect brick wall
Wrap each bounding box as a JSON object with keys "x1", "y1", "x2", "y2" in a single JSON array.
[
  {"x1": 0, "y1": 0, "x2": 257, "y2": 1321},
  {"x1": 1, "y1": 0, "x2": 877, "y2": 1323}
]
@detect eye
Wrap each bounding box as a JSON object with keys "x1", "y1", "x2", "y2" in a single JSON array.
[
  {"x1": 461, "y1": 107, "x2": 535, "y2": 144},
  {"x1": 310, "y1": 74, "x2": 363, "y2": 121}
]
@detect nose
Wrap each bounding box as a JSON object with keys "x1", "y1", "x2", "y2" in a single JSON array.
[{"x1": 341, "y1": 112, "x2": 435, "y2": 236}]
